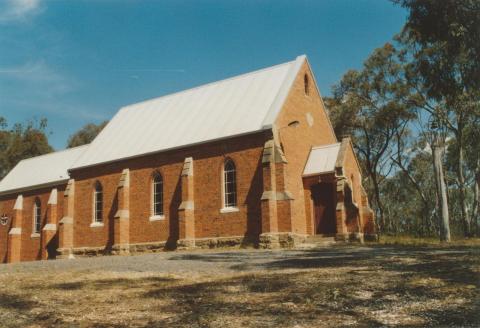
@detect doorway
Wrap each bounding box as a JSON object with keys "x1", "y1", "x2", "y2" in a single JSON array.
[{"x1": 311, "y1": 183, "x2": 336, "y2": 234}]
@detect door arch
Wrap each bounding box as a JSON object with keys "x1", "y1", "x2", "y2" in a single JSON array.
[{"x1": 311, "y1": 182, "x2": 336, "y2": 234}]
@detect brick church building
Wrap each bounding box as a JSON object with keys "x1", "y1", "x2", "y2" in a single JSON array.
[{"x1": 0, "y1": 55, "x2": 375, "y2": 263}]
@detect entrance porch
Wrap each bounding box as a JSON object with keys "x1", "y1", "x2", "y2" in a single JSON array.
[{"x1": 302, "y1": 139, "x2": 375, "y2": 241}]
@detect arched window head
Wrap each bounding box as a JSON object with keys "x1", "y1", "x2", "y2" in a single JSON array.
[
  {"x1": 93, "y1": 181, "x2": 103, "y2": 223},
  {"x1": 152, "y1": 172, "x2": 164, "y2": 217},
  {"x1": 304, "y1": 74, "x2": 310, "y2": 96},
  {"x1": 33, "y1": 198, "x2": 41, "y2": 233},
  {"x1": 223, "y1": 159, "x2": 237, "y2": 208}
]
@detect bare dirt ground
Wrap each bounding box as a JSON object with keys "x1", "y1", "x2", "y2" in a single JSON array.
[{"x1": 0, "y1": 243, "x2": 479, "y2": 327}]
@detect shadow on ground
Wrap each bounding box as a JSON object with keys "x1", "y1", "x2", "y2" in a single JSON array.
[
  {"x1": 152, "y1": 245, "x2": 480, "y2": 327},
  {"x1": 0, "y1": 245, "x2": 478, "y2": 327}
]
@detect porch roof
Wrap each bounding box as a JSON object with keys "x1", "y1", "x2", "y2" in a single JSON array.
[{"x1": 303, "y1": 143, "x2": 341, "y2": 177}]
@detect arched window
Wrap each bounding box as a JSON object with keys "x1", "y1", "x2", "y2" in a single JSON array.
[
  {"x1": 304, "y1": 74, "x2": 310, "y2": 96},
  {"x1": 223, "y1": 159, "x2": 237, "y2": 208},
  {"x1": 152, "y1": 172, "x2": 164, "y2": 216},
  {"x1": 93, "y1": 181, "x2": 103, "y2": 223},
  {"x1": 33, "y1": 198, "x2": 41, "y2": 233}
]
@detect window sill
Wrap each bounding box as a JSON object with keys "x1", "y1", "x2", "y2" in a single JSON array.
[
  {"x1": 30, "y1": 233, "x2": 40, "y2": 238},
  {"x1": 220, "y1": 207, "x2": 239, "y2": 214},
  {"x1": 149, "y1": 215, "x2": 165, "y2": 222},
  {"x1": 90, "y1": 222, "x2": 104, "y2": 228}
]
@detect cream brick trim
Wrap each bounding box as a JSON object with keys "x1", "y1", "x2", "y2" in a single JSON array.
[
  {"x1": 30, "y1": 232, "x2": 40, "y2": 238},
  {"x1": 114, "y1": 209, "x2": 130, "y2": 219},
  {"x1": 149, "y1": 215, "x2": 165, "y2": 222},
  {"x1": 118, "y1": 169, "x2": 130, "y2": 187},
  {"x1": 262, "y1": 139, "x2": 274, "y2": 163},
  {"x1": 59, "y1": 216, "x2": 73, "y2": 224},
  {"x1": 48, "y1": 188, "x2": 58, "y2": 205},
  {"x1": 261, "y1": 191, "x2": 294, "y2": 201},
  {"x1": 90, "y1": 222, "x2": 104, "y2": 228},
  {"x1": 179, "y1": 201, "x2": 194, "y2": 210},
  {"x1": 220, "y1": 207, "x2": 239, "y2": 214},
  {"x1": 43, "y1": 223, "x2": 57, "y2": 231},
  {"x1": 181, "y1": 157, "x2": 193, "y2": 176},
  {"x1": 13, "y1": 195, "x2": 23, "y2": 210},
  {"x1": 9, "y1": 227, "x2": 21, "y2": 235},
  {"x1": 64, "y1": 179, "x2": 74, "y2": 196},
  {"x1": 274, "y1": 143, "x2": 287, "y2": 163},
  {"x1": 262, "y1": 139, "x2": 287, "y2": 164},
  {"x1": 335, "y1": 137, "x2": 349, "y2": 175}
]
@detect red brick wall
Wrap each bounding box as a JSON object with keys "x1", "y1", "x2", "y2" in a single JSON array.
[
  {"x1": 70, "y1": 132, "x2": 267, "y2": 249},
  {"x1": 275, "y1": 61, "x2": 338, "y2": 235},
  {"x1": 0, "y1": 186, "x2": 65, "y2": 263},
  {"x1": 343, "y1": 144, "x2": 363, "y2": 207},
  {"x1": 342, "y1": 143, "x2": 365, "y2": 233},
  {"x1": 0, "y1": 196, "x2": 15, "y2": 263}
]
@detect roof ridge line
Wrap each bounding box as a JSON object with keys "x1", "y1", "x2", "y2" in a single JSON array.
[
  {"x1": 16, "y1": 144, "x2": 89, "y2": 164},
  {"x1": 118, "y1": 59, "x2": 296, "y2": 112},
  {"x1": 260, "y1": 55, "x2": 307, "y2": 129}
]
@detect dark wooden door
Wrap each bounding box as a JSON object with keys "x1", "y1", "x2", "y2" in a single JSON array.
[{"x1": 311, "y1": 183, "x2": 336, "y2": 234}]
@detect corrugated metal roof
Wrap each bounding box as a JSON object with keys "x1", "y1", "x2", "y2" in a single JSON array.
[
  {"x1": 0, "y1": 145, "x2": 88, "y2": 195},
  {"x1": 303, "y1": 143, "x2": 341, "y2": 176},
  {"x1": 71, "y1": 55, "x2": 306, "y2": 170}
]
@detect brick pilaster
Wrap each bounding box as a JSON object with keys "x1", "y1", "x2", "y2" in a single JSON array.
[
  {"x1": 42, "y1": 188, "x2": 58, "y2": 260},
  {"x1": 261, "y1": 140, "x2": 279, "y2": 235},
  {"x1": 178, "y1": 157, "x2": 195, "y2": 248},
  {"x1": 58, "y1": 179, "x2": 75, "y2": 259},
  {"x1": 274, "y1": 155, "x2": 294, "y2": 232},
  {"x1": 335, "y1": 178, "x2": 348, "y2": 240},
  {"x1": 114, "y1": 169, "x2": 130, "y2": 254},
  {"x1": 7, "y1": 195, "x2": 23, "y2": 263},
  {"x1": 260, "y1": 140, "x2": 294, "y2": 248}
]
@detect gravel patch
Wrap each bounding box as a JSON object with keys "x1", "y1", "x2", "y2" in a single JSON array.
[{"x1": 0, "y1": 244, "x2": 472, "y2": 275}]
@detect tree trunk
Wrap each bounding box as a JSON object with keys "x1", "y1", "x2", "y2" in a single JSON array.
[
  {"x1": 432, "y1": 138, "x2": 451, "y2": 242},
  {"x1": 474, "y1": 166, "x2": 480, "y2": 236},
  {"x1": 371, "y1": 174, "x2": 385, "y2": 233},
  {"x1": 456, "y1": 136, "x2": 471, "y2": 237}
]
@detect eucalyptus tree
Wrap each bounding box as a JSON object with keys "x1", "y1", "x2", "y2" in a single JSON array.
[
  {"x1": 396, "y1": 0, "x2": 480, "y2": 236},
  {"x1": 0, "y1": 118, "x2": 53, "y2": 179},
  {"x1": 328, "y1": 43, "x2": 415, "y2": 232}
]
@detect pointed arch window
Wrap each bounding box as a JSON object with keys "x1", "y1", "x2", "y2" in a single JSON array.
[
  {"x1": 223, "y1": 159, "x2": 237, "y2": 208},
  {"x1": 93, "y1": 181, "x2": 103, "y2": 223},
  {"x1": 33, "y1": 198, "x2": 41, "y2": 233},
  {"x1": 304, "y1": 74, "x2": 310, "y2": 96},
  {"x1": 152, "y1": 172, "x2": 164, "y2": 217}
]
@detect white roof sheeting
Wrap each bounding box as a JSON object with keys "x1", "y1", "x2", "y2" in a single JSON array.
[
  {"x1": 303, "y1": 143, "x2": 341, "y2": 177},
  {"x1": 71, "y1": 55, "x2": 306, "y2": 170},
  {"x1": 0, "y1": 145, "x2": 88, "y2": 195}
]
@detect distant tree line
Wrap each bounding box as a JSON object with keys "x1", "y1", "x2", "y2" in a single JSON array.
[
  {"x1": 0, "y1": 118, "x2": 107, "y2": 180},
  {"x1": 326, "y1": 0, "x2": 480, "y2": 240}
]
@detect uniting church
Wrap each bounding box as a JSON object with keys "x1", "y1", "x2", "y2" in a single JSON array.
[{"x1": 0, "y1": 55, "x2": 375, "y2": 263}]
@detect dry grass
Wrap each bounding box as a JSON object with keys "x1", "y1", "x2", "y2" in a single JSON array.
[
  {"x1": 0, "y1": 244, "x2": 479, "y2": 327},
  {"x1": 376, "y1": 235, "x2": 480, "y2": 247}
]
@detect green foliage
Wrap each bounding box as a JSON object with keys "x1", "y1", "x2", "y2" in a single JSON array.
[
  {"x1": 395, "y1": 0, "x2": 480, "y2": 237},
  {"x1": 0, "y1": 117, "x2": 53, "y2": 179},
  {"x1": 67, "y1": 121, "x2": 108, "y2": 148},
  {"x1": 396, "y1": 0, "x2": 480, "y2": 94},
  {"x1": 382, "y1": 150, "x2": 437, "y2": 236},
  {"x1": 328, "y1": 1, "x2": 480, "y2": 238},
  {"x1": 328, "y1": 43, "x2": 416, "y2": 230}
]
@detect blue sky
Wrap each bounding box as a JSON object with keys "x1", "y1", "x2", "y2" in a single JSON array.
[{"x1": 0, "y1": 0, "x2": 407, "y2": 150}]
